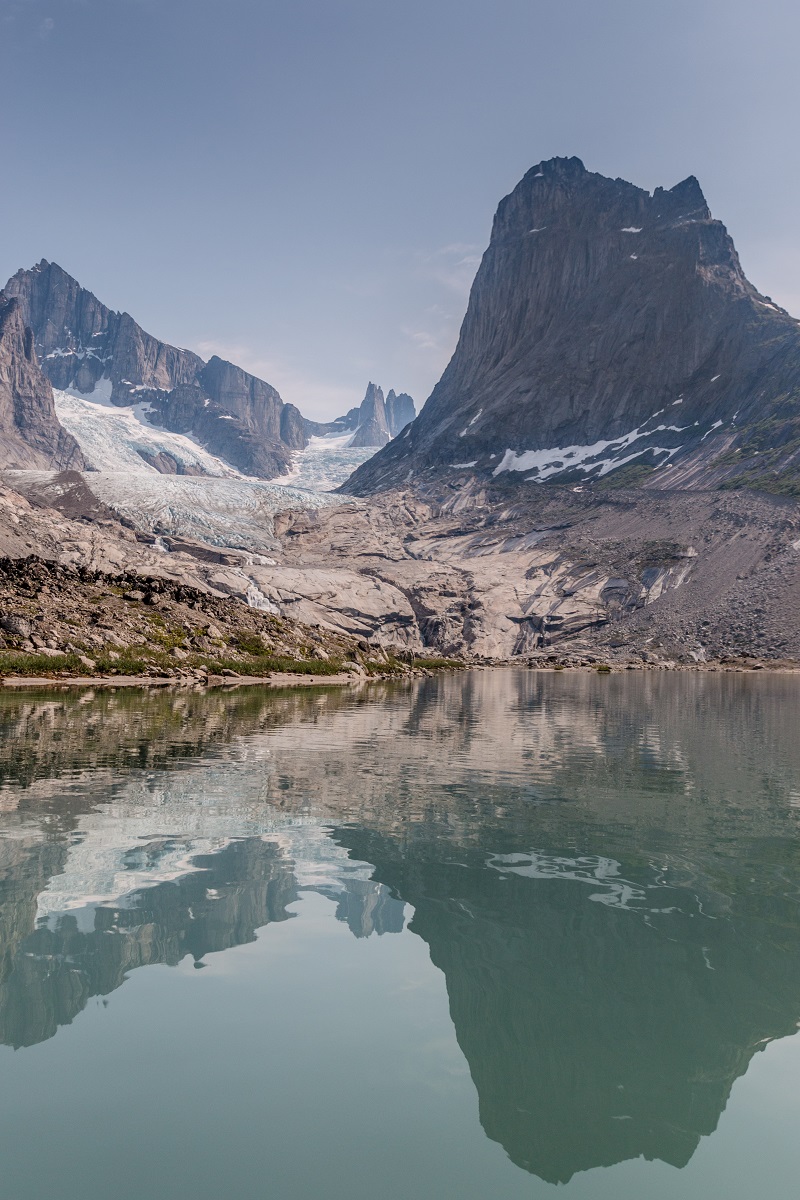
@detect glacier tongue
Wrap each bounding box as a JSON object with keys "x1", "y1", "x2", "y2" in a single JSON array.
[
  {"x1": 47, "y1": 385, "x2": 379, "y2": 554},
  {"x1": 86, "y1": 472, "x2": 339, "y2": 554},
  {"x1": 276, "y1": 432, "x2": 376, "y2": 492}
]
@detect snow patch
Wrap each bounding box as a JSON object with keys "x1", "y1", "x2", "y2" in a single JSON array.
[
  {"x1": 493, "y1": 416, "x2": 686, "y2": 482},
  {"x1": 621, "y1": 227, "x2": 642, "y2": 233},
  {"x1": 459, "y1": 408, "x2": 483, "y2": 437}
]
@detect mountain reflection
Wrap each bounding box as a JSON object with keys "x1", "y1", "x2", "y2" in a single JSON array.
[
  {"x1": 337, "y1": 827, "x2": 800, "y2": 1183},
  {"x1": 0, "y1": 673, "x2": 799, "y2": 1184}
]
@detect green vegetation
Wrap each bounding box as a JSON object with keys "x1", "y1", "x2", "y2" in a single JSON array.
[
  {"x1": 232, "y1": 631, "x2": 268, "y2": 655},
  {"x1": 715, "y1": 410, "x2": 800, "y2": 495},
  {"x1": 0, "y1": 647, "x2": 350, "y2": 680},
  {"x1": 0, "y1": 652, "x2": 86, "y2": 676},
  {"x1": 596, "y1": 462, "x2": 657, "y2": 490}
]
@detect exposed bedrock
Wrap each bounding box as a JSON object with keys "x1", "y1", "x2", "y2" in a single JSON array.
[
  {"x1": 0, "y1": 294, "x2": 85, "y2": 472},
  {"x1": 345, "y1": 156, "x2": 800, "y2": 496},
  {"x1": 267, "y1": 480, "x2": 800, "y2": 662},
  {"x1": 1, "y1": 469, "x2": 798, "y2": 664}
]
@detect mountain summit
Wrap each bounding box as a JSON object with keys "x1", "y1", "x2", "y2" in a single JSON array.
[{"x1": 343, "y1": 156, "x2": 800, "y2": 495}]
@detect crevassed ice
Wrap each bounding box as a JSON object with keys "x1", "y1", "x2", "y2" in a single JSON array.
[
  {"x1": 276, "y1": 432, "x2": 375, "y2": 492},
  {"x1": 50, "y1": 384, "x2": 374, "y2": 551},
  {"x1": 54, "y1": 384, "x2": 242, "y2": 476}
]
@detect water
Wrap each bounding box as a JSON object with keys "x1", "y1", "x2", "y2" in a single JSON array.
[{"x1": 0, "y1": 670, "x2": 798, "y2": 1199}]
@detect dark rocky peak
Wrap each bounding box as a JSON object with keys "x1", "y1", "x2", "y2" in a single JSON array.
[
  {"x1": 385, "y1": 389, "x2": 416, "y2": 436},
  {"x1": 6, "y1": 260, "x2": 204, "y2": 398},
  {"x1": 492, "y1": 158, "x2": 712, "y2": 242},
  {"x1": 304, "y1": 386, "x2": 416, "y2": 443},
  {"x1": 0, "y1": 292, "x2": 85, "y2": 471},
  {"x1": 350, "y1": 381, "x2": 391, "y2": 447},
  {"x1": 344, "y1": 157, "x2": 800, "y2": 496}
]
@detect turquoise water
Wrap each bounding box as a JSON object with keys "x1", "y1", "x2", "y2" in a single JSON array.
[{"x1": 0, "y1": 671, "x2": 799, "y2": 1198}]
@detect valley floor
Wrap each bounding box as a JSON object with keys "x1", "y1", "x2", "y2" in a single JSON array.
[{"x1": 0, "y1": 468, "x2": 798, "y2": 670}]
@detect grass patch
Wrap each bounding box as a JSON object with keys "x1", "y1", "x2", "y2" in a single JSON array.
[
  {"x1": 0, "y1": 652, "x2": 85, "y2": 676},
  {"x1": 0, "y1": 646, "x2": 461, "y2": 682},
  {"x1": 596, "y1": 462, "x2": 658, "y2": 490},
  {"x1": 595, "y1": 663, "x2": 612, "y2": 673},
  {"x1": 232, "y1": 631, "x2": 268, "y2": 656}
]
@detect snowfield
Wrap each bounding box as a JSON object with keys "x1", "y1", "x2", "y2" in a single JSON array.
[
  {"x1": 54, "y1": 386, "x2": 376, "y2": 492},
  {"x1": 54, "y1": 386, "x2": 243, "y2": 477}
]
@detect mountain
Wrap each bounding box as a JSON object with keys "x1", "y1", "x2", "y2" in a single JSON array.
[
  {"x1": 4, "y1": 260, "x2": 307, "y2": 478},
  {"x1": 349, "y1": 381, "x2": 391, "y2": 447},
  {"x1": 0, "y1": 293, "x2": 85, "y2": 471},
  {"x1": 343, "y1": 156, "x2": 800, "y2": 495},
  {"x1": 305, "y1": 382, "x2": 416, "y2": 445},
  {"x1": 385, "y1": 389, "x2": 415, "y2": 436}
]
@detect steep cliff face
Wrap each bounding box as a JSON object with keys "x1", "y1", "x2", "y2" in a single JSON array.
[
  {"x1": 0, "y1": 294, "x2": 85, "y2": 471},
  {"x1": 344, "y1": 157, "x2": 800, "y2": 495},
  {"x1": 4, "y1": 260, "x2": 306, "y2": 478}
]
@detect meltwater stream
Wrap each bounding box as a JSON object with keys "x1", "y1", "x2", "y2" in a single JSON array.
[{"x1": 0, "y1": 671, "x2": 799, "y2": 1199}]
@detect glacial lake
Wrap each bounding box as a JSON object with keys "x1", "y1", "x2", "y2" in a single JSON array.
[{"x1": 0, "y1": 670, "x2": 799, "y2": 1199}]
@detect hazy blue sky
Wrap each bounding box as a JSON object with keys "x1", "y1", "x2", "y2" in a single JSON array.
[{"x1": 2, "y1": 0, "x2": 799, "y2": 419}]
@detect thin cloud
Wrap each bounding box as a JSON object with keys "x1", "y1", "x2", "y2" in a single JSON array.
[{"x1": 415, "y1": 243, "x2": 482, "y2": 295}]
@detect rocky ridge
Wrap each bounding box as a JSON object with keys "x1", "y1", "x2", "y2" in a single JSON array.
[
  {"x1": 4, "y1": 260, "x2": 307, "y2": 478},
  {"x1": 0, "y1": 553, "x2": 453, "y2": 685},
  {"x1": 346, "y1": 157, "x2": 800, "y2": 496}
]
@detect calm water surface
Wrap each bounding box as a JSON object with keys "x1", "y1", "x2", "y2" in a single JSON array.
[{"x1": 0, "y1": 670, "x2": 799, "y2": 1199}]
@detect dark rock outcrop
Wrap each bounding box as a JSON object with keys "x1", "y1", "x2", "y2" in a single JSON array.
[
  {"x1": 344, "y1": 157, "x2": 800, "y2": 495},
  {"x1": 0, "y1": 293, "x2": 85, "y2": 471},
  {"x1": 4, "y1": 261, "x2": 307, "y2": 478}
]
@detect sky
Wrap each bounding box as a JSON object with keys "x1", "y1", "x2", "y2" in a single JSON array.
[{"x1": 2, "y1": 0, "x2": 800, "y2": 421}]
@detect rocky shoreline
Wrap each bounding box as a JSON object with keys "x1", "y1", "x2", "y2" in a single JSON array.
[{"x1": 0, "y1": 556, "x2": 460, "y2": 688}]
